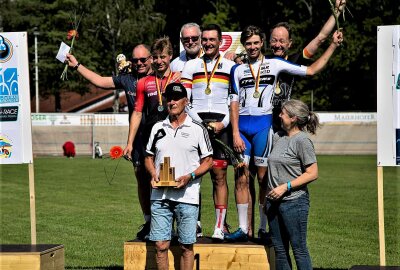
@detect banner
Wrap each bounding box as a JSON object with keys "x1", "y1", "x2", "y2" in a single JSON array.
[
  {"x1": 0, "y1": 32, "x2": 33, "y2": 164},
  {"x1": 31, "y1": 113, "x2": 129, "y2": 126},
  {"x1": 180, "y1": 32, "x2": 245, "y2": 55},
  {"x1": 377, "y1": 25, "x2": 400, "y2": 167},
  {"x1": 393, "y1": 26, "x2": 400, "y2": 165}
]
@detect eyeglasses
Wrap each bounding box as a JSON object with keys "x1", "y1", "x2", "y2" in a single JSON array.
[
  {"x1": 181, "y1": 36, "x2": 200, "y2": 43},
  {"x1": 131, "y1": 56, "x2": 150, "y2": 64}
]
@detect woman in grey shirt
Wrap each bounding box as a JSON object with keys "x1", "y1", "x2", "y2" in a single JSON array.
[{"x1": 266, "y1": 99, "x2": 319, "y2": 270}]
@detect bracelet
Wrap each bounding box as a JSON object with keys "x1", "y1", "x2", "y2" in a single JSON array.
[
  {"x1": 73, "y1": 62, "x2": 81, "y2": 70},
  {"x1": 190, "y1": 172, "x2": 196, "y2": 181},
  {"x1": 287, "y1": 181, "x2": 292, "y2": 192}
]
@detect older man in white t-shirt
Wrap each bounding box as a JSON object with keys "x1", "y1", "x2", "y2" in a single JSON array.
[{"x1": 145, "y1": 82, "x2": 213, "y2": 270}]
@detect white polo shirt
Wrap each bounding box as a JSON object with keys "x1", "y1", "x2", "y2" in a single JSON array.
[{"x1": 146, "y1": 114, "x2": 213, "y2": 205}]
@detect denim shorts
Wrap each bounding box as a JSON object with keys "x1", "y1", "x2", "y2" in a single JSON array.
[{"x1": 149, "y1": 200, "x2": 198, "y2": 244}]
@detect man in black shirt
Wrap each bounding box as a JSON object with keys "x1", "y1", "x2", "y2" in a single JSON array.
[
  {"x1": 66, "y1": 44, "x2": 153, "y2": 240},
  {"x1": 269, "y1": 0, "x2": 346, "y2": 131}
]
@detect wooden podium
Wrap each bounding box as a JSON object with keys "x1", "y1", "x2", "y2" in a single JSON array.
[
  {"x1": 0, "y1": 244, "x2": 64, "y2": 270},
  {"x1": 154, "y1": 157, "x2": 177, "y2": 187},
  {"x1": 124, "y1": 238, "x2": 274, "y2": 270}
]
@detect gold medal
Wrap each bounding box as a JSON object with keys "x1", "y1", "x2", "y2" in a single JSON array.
[
  {"x1": 203, "y1": 56, "x2": 221, "y2": 96},
  {"x1": 249, "y1": 56, "x2": 263, "y2": 99}
]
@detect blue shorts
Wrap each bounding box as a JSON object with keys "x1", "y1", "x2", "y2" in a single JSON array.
[
  {"x1": 239, "y1": 114, "x2": 273, "y2": 167},
  {"x1": 149, "y1": 200, "x2": 198, "y2": 244}
]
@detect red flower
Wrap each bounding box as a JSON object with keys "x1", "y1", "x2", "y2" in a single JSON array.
[
  {"x1": 109, "y1": 146, "x2": 123, "y2": 159},
  {"x1": 67, "y1": 29, "x2": 79, "y2": 40}
]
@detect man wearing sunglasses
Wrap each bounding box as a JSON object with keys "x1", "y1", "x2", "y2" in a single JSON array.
[
  {"x1": 170, "y1": 23, "x2": 202, "y2": 73},
  {"x1": 66, "y1": 45, "x2": 153, "y2": 240},
  {"x1": 124, "y1": 37, "x2": 180, "y2": 197},
  {"x1": 145, "y1": 82, "x2": 212, "y2": 270}
]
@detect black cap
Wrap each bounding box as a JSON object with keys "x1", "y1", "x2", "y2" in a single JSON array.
[{"x1": 163, "y1": 82, "x2": 187, "y2": 100}]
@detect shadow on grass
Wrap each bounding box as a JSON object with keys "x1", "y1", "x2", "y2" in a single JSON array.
[{"x1": 66, "y1": 266, "x2": 122, "y2": 270}]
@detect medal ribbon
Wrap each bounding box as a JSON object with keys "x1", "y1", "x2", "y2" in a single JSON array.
[
  {"x1": 155, "y1": 70, "x2": 173, "y2": 107},
  {"x1": 248, "y1": 56, "x2": 263, "y2": 96},
  {"x1": 203, "y1": 55, "x2": 222, "y2": 91}
]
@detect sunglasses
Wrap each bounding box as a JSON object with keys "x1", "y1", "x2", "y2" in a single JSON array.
[
  {"x1": 181, "y1": 36, "x2": 200, "y2": 43},
  {"x1": 131, "y1": 56, "x2": 150, "y2": 64}
]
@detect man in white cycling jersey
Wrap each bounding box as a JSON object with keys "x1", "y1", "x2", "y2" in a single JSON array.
[
  {"x1": 226, "y1": 25, "x2": 343, "y2": 242},
  {"x1": 181, "y1": 24, "x2": 237, "y2": 241}
]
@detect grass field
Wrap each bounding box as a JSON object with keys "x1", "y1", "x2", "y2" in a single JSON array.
[{"x1": 1, "y1": 155, "x2": 399, "y2": 269}]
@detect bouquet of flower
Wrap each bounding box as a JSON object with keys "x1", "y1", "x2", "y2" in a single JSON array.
[
  {"x1": 203, "y1": 122, "x2": 246, "y2": 169},
  {"x1": 60, "y1": 11, "x2": 84, "y2": 80}
]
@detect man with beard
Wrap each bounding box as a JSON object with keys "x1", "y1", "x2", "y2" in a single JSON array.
[{"x1": 170, "y1": 23, "x2": 202, "y2": 73}]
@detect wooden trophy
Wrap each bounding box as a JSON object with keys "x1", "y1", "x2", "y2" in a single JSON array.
[{"x1": 154, "y1": 157, "x2": 178, "y2": 187}]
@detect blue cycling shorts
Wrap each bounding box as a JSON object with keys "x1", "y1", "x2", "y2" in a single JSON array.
[{"x1": 239, "y1": 114, "x2": 273, "y2": 167}]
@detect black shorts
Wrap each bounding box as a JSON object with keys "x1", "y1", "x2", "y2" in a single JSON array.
[
  {"x1": 132, "y1": 132, "x2": 145, "y2": 167},
  {"x1": 198, "y1": 112, "x2": 232, "y2": 161}
]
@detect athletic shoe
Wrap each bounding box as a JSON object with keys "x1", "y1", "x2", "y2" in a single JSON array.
[
  {"x1": 224, "y1": 228, "x2": 248, "y2": 242},
  {"x1": 196, "y1": 224, "x2": 203, "y2": 238},
  {"x1": 258, "y1": 229, "x2": 272, "y2": 246},
  {"x1": 136, "y1": 222, "x2": 150, "y2": 240},
  {"x1": 211, "y1": 228, "x2": 224, "y2": 241}
]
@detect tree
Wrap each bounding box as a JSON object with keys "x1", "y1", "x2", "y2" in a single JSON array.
[
  {"x1": 201, "y1": 0, "x2": 239, "y2": 31},
  {"x1": 3, "y1": 0, "x2": 165, "y2": 111}
]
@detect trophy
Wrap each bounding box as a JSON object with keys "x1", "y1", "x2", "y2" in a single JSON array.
[{"x1": 154, "y1": 157, "x2": 177, "y2": 187}]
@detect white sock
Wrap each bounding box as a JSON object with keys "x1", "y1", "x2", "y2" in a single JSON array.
[
  {"x1": 237, "y1": 203, "x2": 248, "y2": 233},
  {"x1": 215, "y1": 205, "x2": 227, "y2": 230},
  {"x1": 259, "y1": 204, "x2": 267, "y2": 232}
]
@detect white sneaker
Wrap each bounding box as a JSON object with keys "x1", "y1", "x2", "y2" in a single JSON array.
[{"x1": 212, "y1": 228, "x2": 224, "y2": 240}]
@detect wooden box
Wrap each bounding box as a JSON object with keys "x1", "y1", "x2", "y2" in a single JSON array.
[
  {"x1": 124, "y1": 238, "x2": 274, "y2": 270},
  {"x1": 0, "y1": 244, "x2": 64, "y2": 270}
]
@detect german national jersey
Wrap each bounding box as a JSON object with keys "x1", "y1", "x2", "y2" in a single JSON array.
[
  {"x1": 181, "y1": 56, "x2": 236, "y2": 127},
  {"x1": 134, "y1": 72, "x2": 179, "y2": 136},
  {"x1": 230, "y1": 56, "x2": 307, "y2": 116}
]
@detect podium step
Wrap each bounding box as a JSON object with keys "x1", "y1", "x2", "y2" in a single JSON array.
[
  {"x1": 0, "y1": 244, "x2": 64, "y2": 270},
  {"x1": 124, "y1": 237, "x2": 274, "y2": 270}
]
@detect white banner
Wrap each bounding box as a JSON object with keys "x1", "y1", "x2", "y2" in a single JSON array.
[
  {"x1": 393, "y1": 26, "x2": 400, "y2": 165},
  {"x1": 0, "y1": 32, "x2": 33, "y2": 164},
  {"x1": 377, "y1": 25, "x2": 400, "y2": 167},
  {"x1": 180, "y1": 32, "x2": 245, "y2": 55},
  {"x1": 317, "y1": 112, "x2": 376, "y2": 123}
]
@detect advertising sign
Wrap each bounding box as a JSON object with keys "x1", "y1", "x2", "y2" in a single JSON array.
[
  {"x1": 377, "y1": 25, "x2": 400, "y2": 167},
  {"x1": 0, "y1": 32, "x2": 33, "y2": 164}
]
